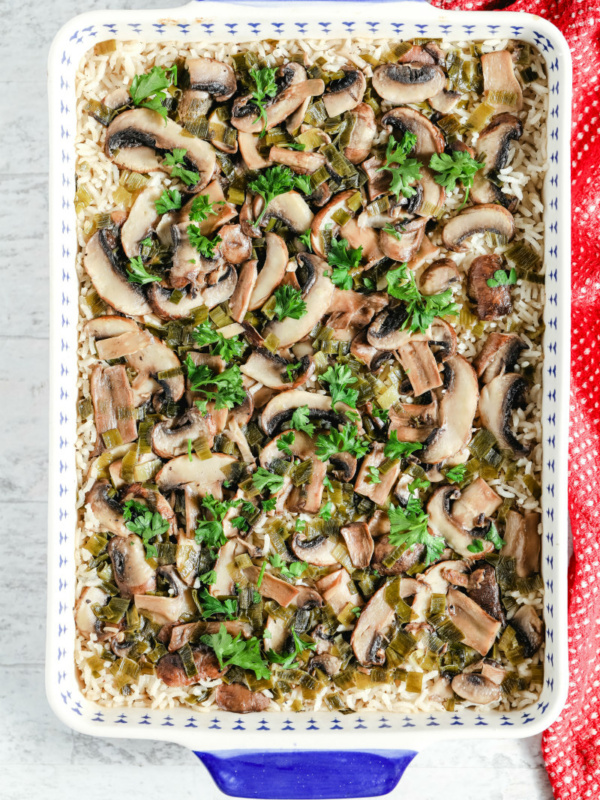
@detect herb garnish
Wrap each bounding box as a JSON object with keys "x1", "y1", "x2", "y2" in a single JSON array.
[
  {"x1": 486, "y1": 268, "x2": 517, "y2": 288},
  {"x1": 252, "y1": 467, "x2": 285, "y2": 495},
  {"x1": 429, "y1": 150, "x2": 484, "y2": 209},
  {"x1": 123, "y1": 500, "x2": 170, "y2": 559},
  {"x1": 201, "y1": 624, "x2": 271, "y2": 680},
  {"x1": 155, "y1": 188, "x2": 182, "y2": 214},
  {"x1": 129, "y1": 64, "x2": 177, "y2": 121},
  {"x1": 249, "y1": 66, "x2": 278, "y2": 136},
  {"x1": 319, "y1": 501, "x2": 335, "y2": 520},
  {"x1": 327, "y1": 238, "x2": 363, "y2": 290},
  {"x1": 486, "y1": 521, "x2": 505, "y2": 550},
  {"x1": 189, "y1": 194, "x2": 224, "y2": 223},
  {"x1": 319, "y1": 364, "x2": 358, "y2": 409},
  {"x1": 126, "y1": 256, "x2": 161, "y2": 285},
  {"x1": 249, "y1": 165, "x2": 296, "y2": 225},
  {"x1": 267, "y1": 629, "x2": 315, "y2": 668},
  {"x1": 188, "y1": 227, "x2": 222, "y2": 259},
  {"x1": 269, "y1": 553, "x2": 308, "y2": 581},
  {"x1": 445, "y1": 464, "x2": 468, "y2": 483},
  {"x1": 192, "y1": 321, "x2": 245, "y2": 360},
  {"x1": 367, "y1": 466, "x2": 381, "y2": 485},
  {"x1": 386, "y1": 263, "x2": 459, "y2": 333},
  {"x1": 186, "y1": 356, "x2": 246, "y2": 412},
  {"x1": 384, "y1": 431, "x2": 423, "y2": 460},
  {"x1": 316, "y1": 423, "x2": 369, "y2": 461},
  {"x1": 163, "y1": 148, "x2": 199, "y2": 186},
  {"x1": 197, "y1": 589, "x2": 238, "y2": 620},
  {"x1": 290, "y1": 406, "x2": 315, "y2": 437},
  {"x1": 277, "y1": 431, "x2": 296, "y2": 457},
  {"x1": 388, "y1": 496, "x2": 444, "y2": 566},
  {"x1": 378, "y1": 132, "x2": 422, "y2": 200},
  {"x1": 273, "y1": 285, "x2": 307, "y2": 321}
]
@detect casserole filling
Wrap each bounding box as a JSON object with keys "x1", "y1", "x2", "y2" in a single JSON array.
[{"x1": 74, "y1": 36, "x2": 547, "y2": 713}]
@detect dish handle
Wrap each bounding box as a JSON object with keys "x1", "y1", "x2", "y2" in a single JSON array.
[{"x1": 194, "y1": 749, "x2": 418, "y2": 798}]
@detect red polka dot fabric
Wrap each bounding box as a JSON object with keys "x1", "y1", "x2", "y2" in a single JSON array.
[{"x1": 429, "y1": 0, "x2": 599, "y2": 796}]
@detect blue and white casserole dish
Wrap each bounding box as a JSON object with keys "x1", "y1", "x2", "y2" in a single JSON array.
[{"x1": 47, "y1": 1, "x2": 572, "y2": 796}]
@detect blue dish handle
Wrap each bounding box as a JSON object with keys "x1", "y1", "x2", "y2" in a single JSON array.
[{"x1": 195, "y1": 749, "x2": 418, "y2": 798}]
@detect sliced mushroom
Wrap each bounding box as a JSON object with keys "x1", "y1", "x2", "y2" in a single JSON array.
[
  {"x1": 310, "y1": 190, "x2": 360, "y2": 257},
  {"x1": 388, "y1": 395, "x2": 438, "y2": 444},
  {"x1": 474, "y1": 332, "x2": 526, "y2": 384},
  {"x1": 86, "y1": 480, "x2": 131, "y2": 537},
  {"x1": 187, "y1": 56, "x2": 237, "y2": 102},
  {"x1": 105, "y1": 109, "x2": 216, "y2": 189},
  {"x1": 373, "y1": 63, "x2": 446, "y2": 105},
  {"x1": 244, "y1": 566, "x2": 300, "y2": 607},
  {"x1": 269, "y1": 146, "x2": 326, "y2": 174},
  {"x1": 379, "y1": 217, "x2": 427, "y2": 262},
  {"x1": 419, "y1": 258, "x2": 460, "y2": 296},
  {"x1": 501, "y1": 510, "x2": 540, "y2": 578},
  {"x1": 421, "y1": 355, "x2": 479, "y2": 464},
  {"x1": 350, "y1": 585, "x2": 395, "y2": 666},
  {"x1": 398, "y1": 340, "x2": 443, "y2": 396},
  {"x1": 75, "y1": 586, "x2": 109, "y2": 638},
  {"x1": 350, "y1": 331, "x2": 395, "y2": 373},
  {"x1": 426, "y1": 486, "x2": 493, "y2": 560},
  {"x1": 511, "y1": 604, "x2": 544, "y2": 657},
  {"x1": 231, "y1": 79, "x2": 325, "y2": 134},
  {"x1": 155, "y1": 452, "x2": 236, "y2": 494},
  {"x1": 442, "y1": 204, "x2": 515, "y2": 252},
  {"x1": 323, "y1": 68, "x2": 366, "y2": 117},
  {"x1": 309, "y1": 653, "x2": 342, "y2": 677},
  {"x1": 371, "y1": 535, "x2": 425, "y2": 576},
  {"x1": 124, "y1": 336, "x2": 185, "y2": 409},
  {"x1": 241, "y1": 348, "x2": 313, "y2": 390},
  {"x1": 467, "y1": 560, "x2": 505, "y2": 624},
  {"x1": 294, "y1": 586, "x2": 325, "y2": 610},
  {"x1": 208, "y1": 539, "x2": 239, "y2": 598},
  {"x1": 90, "y1": 364, "x2": 138, "y2": 444},
  {"x1": 344, "y1": 102, "x2": 377, "y2": 164},
  {"x1": 156, "y1": 647, "x2": 223, "y2": 687},
  {"x1": 214, "y1": 683, "x2": 270, "y2": 713},
  {"x1": 94, "y1": 329, "x2": 153, "y2": 361},
  {"x1": 451, "y1": 478, "x2": 502, "y2": 530},
  {"x1": 420, "y1": 559, "x2": 468, "y2": 595},
  {"x1": 254, "y1": 191, "x2": 314, "y2": 234},
  {"x1": 428, "y1": 88, "x2": 461, "y2": 114},
  {"x1": 83, "y1": 229, "x2": 151, "y2": 317},
  {"x1": 219, "y1": 224, "x2": 253, "y2": 265},
  {"x1": 354, "y1": 443, "x2": 400, "y2": 506},
  {"x1": 367, "y1": 305, "x2": 418, "y2": 351},
  {"x1": 479, "y1": 373, "x2": 530, "y2": 457},
  {"x1": 329, "y1": 451, "x2": 358, "y2": 482},
  {"x1": 120, "y1": 184, "x2": 163, "y2": 259},
  {"x1": 108, "y1": 534, "x2": 157, "y2": 598},
  {"x1": 291, "y1": 534, "x2": 338, "y2": 566},
  {"x1": 260, "y1": 388, "x2": 345, "y2": 436},
  {"x1": 467, "y1": 254, "x2": 513, "y2": 321},
  {"x1": 481, "y1": 50, "x2": 523, "y2": 113},
  {"x1": 201, "y1": 263, "x2": 238, "y2": 309},
  {"x1": 446, "y1": 587, "x2": 501, "y2": 656},
  {"x1": 151, "y1": 406, "x2": 215, "y2": 458},
  {"x1": 413, "y1": 167, "x2": 446, "y2": 219},
  {"x1": 471, "y1": 114, "x2": 523, "y2": 209},
  {"x1": 452, "y1": 672, "x2": 502, "y2": 705},
  {"x1": 248, "y1": 232, "x2": 288, "y2": 310},
  {"x1": 381, "y1": 107, "x2": 445, "y2": 160},
  {"x1": 340, "y1": 522, "x2": 374, "y2": 570},
  {"x1": 229, "y1": 259, "x2": 257, "y2": 323},
  {"x1": 147, "y1": 283, "x2": 208, "y2": 321},
  {"x1": 177, "y1": 89, "x2": 211, "y2": 126},
  {"x1": 238, "y1": 131, "x2": 273, "y2": 171},
  {"x1": 135, "y1": 565, "x2": 192, "y2": 624},
  {"x1": 84, "y1": 315, "x2": 139, "y2": 339},
  {"x1": 317, "y1": 569, "x2": 363, "y2": 616}
]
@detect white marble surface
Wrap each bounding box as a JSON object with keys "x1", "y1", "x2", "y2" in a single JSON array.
[{"x1": 0, "y1": 1, "x2": 554, "y2": 797}]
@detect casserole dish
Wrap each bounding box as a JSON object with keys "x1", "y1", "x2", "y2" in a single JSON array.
[{"x1": 47, "y1": 1, "x2": 572, "y2": 796}]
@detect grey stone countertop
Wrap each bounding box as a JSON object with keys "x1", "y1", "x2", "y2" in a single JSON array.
[{"x1": 0, "y1": 1, "x2": 554, "y2": 797}]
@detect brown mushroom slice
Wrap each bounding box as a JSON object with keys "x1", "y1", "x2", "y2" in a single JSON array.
[
  {"x1": 108, "y1": 534, "x2": 157, "y2": 598},
  {"x1": 151, "y1": 407, "x2": 215, "y2": 458},
  {"x1": 467, "y1": 560, "x2": 505, "y2": 624},
  {"x1": 229, "y1": 259, "x2": 258, "y2": 323},
  {"x1": 379, "y1": 217, "x2": 427, "y2": 262},
  {"x1": 388, "y1": 396, "x2": 438, "y2": 444},
  {"x1": 427, "y1": 486, "x2": 493, "y2": 560},
  {"x1": 317, "y1": 569, "x2": 363, "y2": 615},
  {"x1": 263, "y1": 253, "x2": 334, "y2": 348},
  {"x1": 340, "y1": 218, "x2": 384, "y2": 263},
  {"x1": 479, "y1": 373, "x2": 530, "y2": 457},
  {"x1": 474, "y1": 332, "x2": 526, "y2": 384},
  {"x1": 311, "y1": 190, "x2": 361, "y2": 257},
  {"x1": 373, "y1": 62, "x2": 446, "y2": 105},
  {"x1": 156, "y1": 452, "x2": 236, "y2": 494},
  {"x1": 124, "y1": 336, "x2": 185, "y2": 409},
  {"x1": 244, "y1": 566, "x2": 300, "y2": 607},
  {"x1": 420, "y1": 559, "x2": 468, "y2": 595},
  {"x1": 187, "y1": 56, "x2": 237, "y2": 102},
  {"x1": 135, "y1": 566, "x2": 193, "y2": 624},
  {"x1": 442, "y1": 204, "x2": 515, "y2": 252},
  {"x1": 286, "y1": 458, "x2": 328, "y2": 515},
  {"x1": 291, "y1": 534, "x2": 338, "y2": 566},
  {"x1": 355, "y1": 443, "x2": 400, "y2": 506},
  {"x1": 147, "y1": 283, "x2": 207, "y2": 321},
  {"x1": 340, "y1": 522, "x2": 374, "y2": 570},
  {"x1": 260, "y1": 388, "x2": 343, "y2": 436},
  {"x1": 322, "y1": 68, "x2": 366, "y2": 116},
  {"x1": 269, "y1": 146, "x2": 326, "y2": 174},
  {"x1": 350, "y1": 331, "x2": 394, "y2": 373},
  {"x1": 86, "y1": 480, "x2": 130, "y2": 536},
  {"x1": 471, "y1": 114, "x2": 523, "y2": 210},
  {"x1": 105, "y1": 109, "x2": 216, "y2": 190},
  {"x1": 83, "y1": 315, "x2": 139, "y2": 339},
  {"x1": 452, "y1": 672, "x2": 502, "y2": 705},
  {"x1": 219, "y1": 225, "x2": 253, "y2": 265},
  {"x1": 309, "y1": 653, "x2": 342, "y2": 677},
  {"x1": 238, "y1": 131, "x2": 273, "y2": 170},
  {"x1": 248, "y1": 232, "x2": 288, "y2": 310},
  {"x1": 209, "y1": 539, "x2": 239, "y2": 598},
  {"x1": 446, "y1": 588, "x2": 501, "y2": 656},
  {"x1": 231, "y1": 79, "x2": 325, "y2": 134},
  {"x1": 350, "y1": 585, "x2": 395, "y2": 666},
  {"x1": 371, "y1": 535, "x2": 425, "y2": 577},
  {"x1": 481, "y1": 50, "x2": 523, "y2": 113},
  {"x1": 176, "y1": 179, "x2": 235, "y2": 236},
  {"x1": 263, "y1": 616, "x2": 289, "y2": 654},
  {"x1": 94, "y1": 328, "x2": 154, "y2": 361},
  {"x1": 84, "y1": 229, "x2": 152, "y2": 317},
  {"x1": 201, "y1": 264, "x2": 238, "y2": 309},
  {"x1": 367, "y1": 305, "x2": 425, "y2": 351},
  {"x1": 156, "y1": 647, "x2": 223, "y2": 687},
  {"x1": 428, "y1": 89, "x2": 461, "y2": 114},
  {"x1": 329, "y1": 451, "x2": 358, "y2": 482},
  {"x1": 413, "y1": 167, "x2": 446, "y2": 219},
  {"x1": 120, "y1": 183, "x2": 163, "y2": 259},
  {"x1": 344, "y1": 102, "x2": 377, "y2": 164},
  {"x1": 255, "y1": 191, "x2": 314, "y2": 234},
  {"x1": 177, "y1": 89, "x2": 211, "y2": 126},
  {"x1": 467, "y1": 254, "x2": 513, "y2": 321},
  {"x1": 293, "y1": 586, "x2": 325, "y2": 610},
  {"x1": 419, "y1": 258, "x2": 460, "y2": 297},
  {"x1": 75, "y1": 586, "x2": 109, "y2": 638},
  {"x1": 451, "y1": 478, "x2": 502, "y2": 530},
  {"x1": 421, "y1": 355, "x2": 479, "y2": 464},
  {"x1": 90, "y1": 364, "x2": 138, "y2": 444},
  {"x1": 398, "y1": 340, "x2": 443, "y2": 396},
  {"x1": 215, "y1": 683, "x2": 270, "y2": 713},
  {"x1": 241, "y1": 348, "x2": 313, "y2": 390},
  {"x1": 381, "y1": 107, "x2": 445, "y2": 160},
  {"x1": 501, "y1": 510, "x2": 540, "y2": 578},
  {"x1": 407, "y1": 233, "x2": 440, "y2": 272},
  {"x1": 511, "y1": 604, "x2": 544, "y2": 657}
]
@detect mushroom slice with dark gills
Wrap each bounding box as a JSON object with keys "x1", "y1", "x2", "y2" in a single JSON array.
[
  {"x1": 105, "y1": 109, "x2": 216, "y2": 189},
  {"x1": 187, "y1": 56, "x2": 237, "y2": 102},
  {"x1": 381, "y1": 107, "x2": 445, "y2": 161},
  {"x1": 311, "y1": 190, "x2": 362, "y2": 258},
  {"x1": 446, "y1": 588, "x2": 501, "y2": 656},
  {"x1": 291, "y1": 534, "x2": 338, "y2": 566},
  {"x1": 474, "y1": 332, "x2": 526, "y2": 384},
  {"x1": 481, "y1": 50, "x2": 523, "y2": 113},
  {"x1": 343, "y1": 102, "x2": 377, "y2": 164},
  {"x1": 373, "y1": 62, "x2": 446, "y2": 105},
  {"x1": 155, "y1": 452, "x2": 237, "y2": 494},
  {"x1": 248, "y1": 232, "x2": 288, "y2": 310},
  {"x1": 354, "y1": 443, "x2": 400, "y2": 506},
  {"x1": 260, "y1": 390, "x2": 356, "y2": 438},
  {"x1": 147, "y1": 283, "x2": 207, "y2": 321},
  {"x1": 254, "y1": 191, "x2": 314, "y2": 235},
  {"x1": 156, "y1": 646, "x2": 224, "y2": 687},
  {"x1": 420, "y1": 355, "x2": 479, "y2": 464},
  {"x1": 466, "y1": 560, "x2": 505, "y2": 624},
  {"x1": 329, "y1": 451, "x2": 358, "y2": 482},
  {"x1": 231, "y1": 78, "x2": 325, "y2": 134},
  {"x1": 471, "y1": 114, "x2": 523, "y2": 210},
  {"x1": 86, "y1": 480, "x2": 131, "y2": 537},
  {"x1": 419, "y1": 258, "x2": 461, "y2": 296},
  {"x1": 340, "y1": 522, "x2": 374, "y2": 570},
  {"x1": 501, "y1": 510, "x2": 541, "y2": 578},
  {"x1": 120, "y1": 183, "x2": 163, "y2": 259},
  {"x1": 241, "y1": 348, "x2": 314, "y2": 390},
  {"x1": 510, "y1": 604, "x2": 544, "y2": 657},
  {"x1": 442, "y1": 204, "x2": 515, "y2": 252},
  {"x1": 379, "y1": 217, "x2": 427, "y2": 262},
  {"x1": 75, "y1": 586, "x2": 110, "y2": 639},
  {"x1": 451, "y1": 477, "x2": 502, "y2": 530},
  {"x1": 269, "y1": 146, "x2": 326, "y2": 175},
  {"x1": 388, "y1": 394, "x2": 439, "y2": 444},
  {"x1": 428, "y1": 88, "x2": 461, "y2": 114},
  {"x1": 452, "y1": 671, "x2": 502, "y2": 705},
  {"x1": 351, "y1": 585, "x2": 395, "y2": 666},
  {"x1": 90, "y1": 363, "x2": 138, "y2": 445},
  {"x1": 107, "y1": 534, "x2": 157, "y2": 598},
  {"x1": 260, "y1": 430, "x2": 326, "y2": 514},
  {"x1": 397, "y1": 340, "x2": 443, "y2": 396},
  {"x1": 124, "y1": 335, "x2": 185, "y2": 410},
  {"x1": 135, "y1": 565, "x2": 195, "y2": 624},
  {"x1": 201, "y1": 263, "x2": 238, "y2": 309},
  {"x1": 478, "y1": 372, "x2": 531, "y2": 457},
  {"x1": 322, "y1": 68, "x2": 366, "y2": 117},
  {"x1": 427, "y1": 485, "x2": 494, "y2": 560},
  {"x1": 263, "y1": 253, "x2": 334, "y2": 348},
  {"x1": 367, "y1": 305, "x2": 423, "y2": 351},
  {"x1": 215, "y1": 683, "x2": 270, "y2": 714},
  {"x1": 229, "y1": 259, "x2": 257, "y2": 323},
  {"x1": 151, "y1": 406, "x2": 215, "y2": 458},
  {"x1": 350, "y1": 331, "x2": 395, "y2": 373},
  {"x1": 83, "y1": 228, "x2": 152, "y2": 317},
  {"x1": 219, "y1": 224, "x2": 253, "y2": 265},
  {"x1": 467, "y1": 254, "x2": 514, "y2": 321},
  {"x1": 308, "y1": 653, "x2": 342, "y2": 677}
]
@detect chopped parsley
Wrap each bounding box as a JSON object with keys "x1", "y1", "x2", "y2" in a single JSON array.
[
  {"x1": 445, "y1": 464, "x2": 468, "y2": 483},
  {"x1": 186, "y1": 357, "x2": 246, "y2": 411},
  {"x1": 386, "y1": 263, "x2": 459, "y2": 333},
  {"x1": 155, "y1": 188, "x2": 182, "y2": 214},
  {"x1": 384, "y1": 431, "x2": 423, "y2": 460},
  {"x1": 467, "y1": 538, "x2": 486, "y2": 554},
  {"x1": 277, "y1": 431, "x2": 296, "y2": 457},
  {"x1": 298, "y1": 230, "x2": 313, "y2": 252},
  {"x1": 267, "y1": 629, "x2": 315, "y2": 668},
  {"x1": 327, "y1": 238, "x2": 363, "y2": 290},
  {"x1": 191, "y1": 321, "x2": 245, "y2": 360},
  {"x1": 163, "y1": 148, "x2": 199, "y2": 187},
  {"x1": 319, "y1": 364, "x2": 358, "y2": 409},
  {"x1": 293, "y1": 174, "x2": 313, "y2": 195},
  {"x1": 285, "y1": 362, "x2": 302, "y2": 383},
  {"x1": 273, "y1": 285, "x2": 307, "y2": 320},
  {"x1": 429, "y1": 150, "x2": 484, "y2": 209},
  {"x1": 129, "y1": 64, "x2": 177, "y2": 121},
  {"x1": 197, "y1": 589, "x2": 238, "y2": 620},
  {"x1": 250, "y1": 165, "x2": 296, "y2": 225},
  {"x1": 188, "y1": 226, "x2": 222, "y2": 259},
  {"x1": 316, "y1": 423, "x2": 369, "y2": 461},
  {"x1": 378, "y1": 132, "x2": 422, "y2": 200},
  {"x1": 201, "y1": 624, "x2": 271, "y2": 680},
  {"x1": 367, "y1": 466, "x2": 381, "y2": 485},
  {"x1": 123, "y1": 500, "x2": 170, "y2": 559},
  {"x1": 126, "y1": 256, "x2": 161, "y2": 286},
  {"x1": 252, "y1": 467, "x2": 285, "y2": 495},
  {"x1": 249, "y1": 66, "x2": 278, "y2": 136},
  {"x1": 388, "y1": 497, "x2": 444, "y2": 566},
  {"x1": 269, "y1": 553, "x2": 308, "y2": 581},
  {"x1": 319, "y1": 501, "x2": 335, "y2": 520},
  {"x1": 262, "y1": 497, "x2": 277, "y2": 512},
  {"x1": 486, "y1": 268, "x2": 517, "y2": 288},
  {"x1": 486, "y1": 521, "x2": 505, "y2": 550},
  {"x1": 290, "y1": 406, "x2": 315, "y2": 437},
  {"x1": 189, "y1": 193, "x2": 224, "y2": 223}
]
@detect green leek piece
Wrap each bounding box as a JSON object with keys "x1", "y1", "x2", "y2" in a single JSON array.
[
  {"x1": 310, "y1": 164, "x2": 330, "y2": 191},
  {"x1": 389, "y1": 628, "x2": 417, "y2": 658},
  {"x1": 78, "y1": 398, "x2": 93, "y2": 419},
  {"x1": 498, "y1": 624, "x2": 525, "y2": 665},
  {"x1": 332, "y1": 208, "x2": 352, "y2": 227},
  {"x1": 504, "y1": 240, "x2": 541, "y2": 271},
  {"x1": 120, "y1": 447, "x2": 137, "y2": 484},
  {"x1": 227, "y1": 186, "x2": 245, "y2": 206},
  {"x1": 102, "y1": 428, "x2": 123, "y2": 449},
  {"x1": 468, "y1": 428, "x2": 497, "y2": 459},
  {"x1": 436, "y1": 114, "x2": 462, "y2": 136},
  {"x1": 137, "y1": 418, "x2": 154, "y2": 456},
  {"x1": 463, "y1": 102, "x2": 495, "y2": 133},
  {"x1": 295, "y1": 129, "x2": 328, "y2": 151},
  {"x1": 289, "y1": 460, "x2": 313, "y2": 487},
  {"x1": 86, "y1": 290, "x2": 108, "y2": 317},
  {"x1": 209, "y1": 304, "x2": 234, "y2": 328},
  {"x1": 321, "y1": 144, "x2": 356, "y2": 179},
  {"x1": 435, "y1": 617, "x2": 464, "y2": 642},
  {"x1": 133, "y1": 459, "x2": 162, "y2": 483},
  {"x1": 331, "y1": 543, "x2": 354, "y2": 574},
  {"x1": 84, "y1": 532, "x2": 108, "y2": 557},
  {"x1": 304, "y1": 100, "x2": 327, "y2": 127},
  {"x1": 110, "y1": 657, "x2": 141, "y2": 690},
  {"x1": 263, "y1": 333, "x2": 280, "y2": 353},
  {"x1": 193, "y1": 433, "x2": 212, "y2": 460},
  {"x1": 93, "y1": 596, "x2": 130, "y2": 623}
]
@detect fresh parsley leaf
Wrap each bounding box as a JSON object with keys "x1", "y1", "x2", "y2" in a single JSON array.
[
  {"x1": 195, "y1": 519, "x2": 226, "y2": 550},
  {"x1": 408, "y1": 477, "x2": 431, "y2": 493},
  {"x1": 295, "y1": 518, "x2": 306, "y2": 532},
  {"x1": 367, "y1": 466, "x2": 381, "y2": 485},
  {"x1": 445, "y1": 464, "x2": 468, "y2": 483},
  {"x1": 319, "y1": 501, "x2": 335, "y2": 520},
  {"x1": 363, "y1": 277, "x2": 376, "y2": 291},
  {"x1": 191, "y1": 321, "x2": 245, "y2": 360},
  {"x1": 467, "y1": 538, "x2": 486, "y2": 554},
  {"x1": 186, "y1": 357, "x2": 246, "y2": 411},
  {"x1": 429, "y1": 150, "x2": 484, "y2": 209},
  {"x1": 372, "y1": 407, "x2": 389, "y2": 423},
  {"x1": 163, "y1": 148, "x2": 200, "y2": 187},
  {"x1": 486, "y1": 521, "x2": 505, "y2": 550},
  {"x1": 384, "y1": 431, "x2": 423, "y2": 460},
  {"x1": 294, "y1": 174, "x2": 313, "y2": 195},
  {"x1": 201, "y1": 624, "x2": 271, "y2": 680},
  {"x1": 249, "y1": 165, "x2": 296, "y2": 225},
  {"x1": 199, "y1": 569, "x2": 217, "y2": 585},
  {"x1": 319, "y1": 364, "x2": 358, "y2": 409},
  {"x1": 129, "y1": 65, "x2": 177, "y2": 122},
  {"x1": 386, "y1": 264, "x2": 459, "y2": 333},
  {"x1": 273, "y1": 284, "x2": 307, "y2": 320},
  {"x1": 249, "y1": 66, "x2": 278, "y2": 136},
  {"x1": 231, "y1": 516, "x2": 249, "y2": 532},
  {"x1": 388, "y1": 498, "x2": 444, "y2": 566},
  {"x1": 285, "y1": 362, "x2": 302, "y2": 383},
  {"x1": 290, "y1": 405, "x2": 315, "y2": 437},
  {"x1": 486, "y1": 268, "x2": 517, "y2": 288},
  {"x1": 256, "y1": 560, "x2": 267, "y2": 589},
  {"x1": 197, "y1": 589, "x2": 238, "y2": 620},
  {"x1": 298, "y1": 230, "x2": 313, "y2": 252},
  {"x1": 379, "y1": 132, "x2": 422, "y2": 200},
  {"x1": 323, "y1": 475, "x2": 334, "y2": 492},
  {"x1": 277, "y1": 431, "x2": 296, "y2": 457},
  {"x1": 123, "y1": 499, "x2": 170, "y2": 559},
  {"x1": 327, "y1": 238, "x2": 363, "y2": 290},
  {"x1": 267, "y1": 628, "x2": 315, "y2": 668},
  {"x1": 382, "y1": 224, "x2": 405, "y2": 241},
  {"x1": 187, "y1": 438, "x2": 193, "y2": 462},
  {"x1": 262, "y1": 497, "x2": 277, "y2": 512},
  {"x1": 155, "y1": 188, "x2": 182, "y2": 214},
  {"x1": 269, "y1": 553, "x2": 308, "y2": 581},
  {"x1": 126, "y1": 256, "x2": 161, "y2": 285},
  {"x1": 188, "y1": 226, "x2": 222, "y2": 259},
  {"x1": 316, "y1": 423, "x2": 369, "y2": 461},
  {"x1": 189, "y1": 194, "x2": 224, "y2": 223},
  {"x1": 252, "y1": 467, "x2": 285, "y2": 495},
  {"x1": 351, "y1": 606, "x2": 361, "y2": 618}
]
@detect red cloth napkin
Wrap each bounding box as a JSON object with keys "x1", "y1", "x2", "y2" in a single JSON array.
[{"x1": 428, "y1": 0, "x2": 600, "y2": 796}]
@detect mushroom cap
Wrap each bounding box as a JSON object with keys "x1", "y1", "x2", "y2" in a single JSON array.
[
  {"x1": 471, "y1": 113, "x2": 523, "y2": 210},
  {"x1": 214, "y1": 683, "x2": 270, "y2": 713},
  {"x1": 381, "y1": 107, "x2": 445, "y2": 161},
  {"x1": 373, "y1": 62, "x2": 446, "y2": 105},
  {"x1": 155, "y1": 452, "x2": 237, "y2": 492},
  {"x1": 187, "y1": 56, "x2": 237, "y2": 102},
  {"x1": 340, "y1": 522, "x2": 374, "y2": 569},
  {"x1": 248, "y1": 232, "x2": 288, "y2": 310},
  {"x1": 367, "y1": 305, "x2": 425, "y2": 351},
  {"x1": 344, "y1": 102, "x2": 377, "y2": 164},
  {"x1": 474, "y1": 332, "x2": 526, "y2": 385},
  {"x1": 108, "y1": 534, "x2": 157, "y2": 598},
  {"x1": 120, "y1": 183, "x2": 163, "y2": 259},
  {"x1": 419, "y1": 258, "x2": 461, "y2": 296},
  {"x1": 255, "y1": 191, "x2": 314, "y2": 235},
  {"x1": 241, "y1": 348, "x2": 314, "y2": 391},
  {"x1": 426, "y1": 485, "x2": 493, "y2": 560},
  {"x1": 291, "y1": 533, "x2": 338, "y2": 566},
  {"x1": 442, "y1": 203, "x2": 515, "y2": 252},
  {"x1": 467, "y1": 254, "x2": 513, "y2": 321},
  {"x1": 231, "y1": 78, "x2": 325, "y2": 134},
  {"x1": 259, "y1": 388, "x2": 350, "y2": 437},
  {"x1": 147, "y1": 283, "x2": 207, "y2": 321},
  {"x1": 481, "y1": 50, "x2": 523, "y2": 113},
  {"x1": 156, "y1": 647, "x2": 224, "y2": 687},
  {"x1": 452, "y1": 672, "x2": 502, "y2": 705},
  {"x1": 151, "y1": 406, "x2": 215, "y2": 458},
  {"x1": 219, "y1": 224, "x2": 253, "y2": 266},
  {"x1": 322, "y1": 68, "x2": 366, "y2": 117},
  {"x1": 350, "y1": 584, "x2": 395, "y2": 666},
  {"x1": 478, "y1": 372, "x2": 531, "y2": 457}
]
